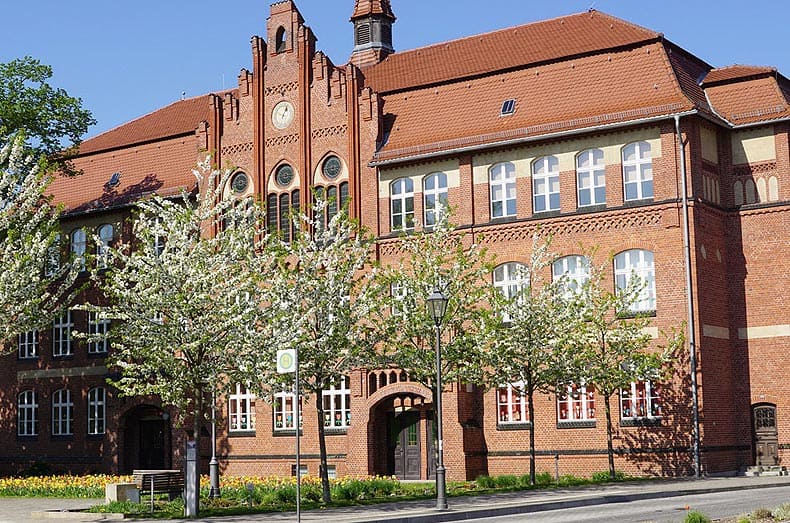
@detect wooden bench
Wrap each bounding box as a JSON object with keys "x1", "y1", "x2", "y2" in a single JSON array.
[{"x1": 132, "y1": 469, "x2": 184, "y2": 509}]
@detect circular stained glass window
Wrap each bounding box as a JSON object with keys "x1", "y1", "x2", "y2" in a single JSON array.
[
  {"x1": 231, "y1": 172, "x2": 249, "y2": 193},
  {"x1": 276, "y1": 164, "x2": 294, "y2": 186},
  {"x1": 322, "y1": 156, "x2": 342, "y2": 179}
]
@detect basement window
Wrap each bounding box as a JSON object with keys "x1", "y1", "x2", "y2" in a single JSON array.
[{"x1": 500, "y1": 99, "x2": 516, "y2": 116}]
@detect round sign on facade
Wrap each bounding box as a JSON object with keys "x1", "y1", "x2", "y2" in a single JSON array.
[{"x1": 277, "y1": 348, "x2": 297, "y2": 374}]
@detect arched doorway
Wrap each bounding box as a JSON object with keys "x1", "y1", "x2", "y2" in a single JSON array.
[
  {"x1": 369, "y1": 392, "x2": 435, "y2": 480},
  {"x1": 122, "y1": 405, "x2": 172, "y2": 473},
  {"x1": 753, "y1": 403, "x2": 778, "y2": 466}
]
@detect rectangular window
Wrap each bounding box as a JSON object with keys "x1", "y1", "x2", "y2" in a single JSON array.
[
  {"x1": 322, "y1": 377, "x2": 351, "y2": 429},
  {"x1": 557, "y1": 383, "x2": 595, "y2": 423},
  {"x1": 88, "y1": 387, "x2": 106, "y2": 435},
  {"x1": 52, "y1": 389, "x2": 73, "y2": 436},
  {"x1": 577, "y1": 149, "x2": 606, "y2": 207},
  {"x1": 52, "y1": 311, "x2": 73, "y2": 357},
  {"x1": 18, "y1": 330, "x2": 38, "y2": 359},
  {"x1": 17, "y1": 390, "x2": 38, "y2": 436},
  {"x1": 229, "y1": 384, "x2": 256, "y2": 432},
  {"x1": 532, "y1": 156, "x2": 560, "y2": 213},
  {"x1": 274, "y1": 391, "x2": 302, "y2": 431},
  {"x1": 497, "y1": 383, "x2": 528, "y2": 425},
  {"x1": 88, "y1": 312, "x2": 110, "y2": 354},
  {"x1": 620, "y1": 381, "x2": 661, "y2": 420},
  {"x1": 490, "y1": 163, "x2": 517, "y2": 219}
]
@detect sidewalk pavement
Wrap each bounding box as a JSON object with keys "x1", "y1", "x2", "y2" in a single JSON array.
[{"x1": 18, "y1": 474, "x2": 790, "y2": 522}]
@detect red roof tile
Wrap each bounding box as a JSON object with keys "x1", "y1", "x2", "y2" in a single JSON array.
[
  {"x1": 374, "y1": 41, "x2": 694, "y2": 162},
  {"x1": 362, "y1": 10, "x2": 660, "y2": 94},
  {"x1": 351, "y1": 0, "x2": 395, "y2": 19},
  {"x1": 704, "y1": 76, "x2": 790, "y2": 125},
  {"x1": 77, "y1": 95, "x2": 214, "y2": 156},
  {"x1": 702, "y1": 65, "x2": 776, "y2": 86}
]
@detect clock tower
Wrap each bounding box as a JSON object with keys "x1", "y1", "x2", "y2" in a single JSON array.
[{"x1": 350, "y1": 0, "x2": 396, "y2": 68}]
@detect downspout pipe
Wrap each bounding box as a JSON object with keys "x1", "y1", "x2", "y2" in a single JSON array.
[{"x1": 675, "y1": 114, "x2": 702, "y2": 478}]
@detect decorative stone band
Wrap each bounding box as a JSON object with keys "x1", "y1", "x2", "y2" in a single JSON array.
[
  {"x1": 18, "y1": 366, "x2": 108, "y2": 381},
  {"x1": 702, "y1": 324, "x2": 730, "y2": 340},
  {"x1": 738, "y1": 324, "x2": 790, "y2": 340}
]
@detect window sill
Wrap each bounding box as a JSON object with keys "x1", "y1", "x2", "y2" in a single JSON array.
[
  {"x1": 51, "y1": 434, "x2": 75, "y2": 441},
  {"x1": 52, "y1": 354, "x2": 75, "y2": 360},
  {"x1": 323, "y1": 427, "x2": 349, "y2": 435},
  {"x1": 620, "y1": 417, "x2": 662, "y2": 428},
  {"x1": 575, "y1": 204, "x2": 607, "y2": 214},
  {"x1": 228, "y1": 430, "x2": 256, "y2": 438},
  {"x1": 87, "y1": 352, "x2": 108, "y2": 359},
  {"x1": 273, "y1": 429, "x2": 303, "y2": 437},
  {"x1": 496, "y1": 422, "x2": 532, "y2": 431},
  {"x1": 557, "y1": 420, "x2": 596, "y2": 429},
  {"x1": 86, "y1": 432, "x2": 106, "y2": 439},
  {"x1": 616, "y1": 310, "x2": 657, "y2": 319},
  {"x1": 17, "y1": 356, "x2": 40, "y2": 362},
  {"x1": 622, "y1": 198, "x2": 654, "y2": 208},
  {"x1": 532, "y1": 209, "x2": 561, "y2": 218}
]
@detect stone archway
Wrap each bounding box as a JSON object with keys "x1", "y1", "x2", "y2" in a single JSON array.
[{"x1": 121, "y1": 405, "x2": 172, "y2": 473}]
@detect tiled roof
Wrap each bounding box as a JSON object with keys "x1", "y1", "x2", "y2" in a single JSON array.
[
  {"x1": 76, "y1": 95, "x2": 213, "y2": 156},
  {"x1": 351, "y1": 0, "x2": 395, "y2": 19},
  {"x1": 373, "y1": 41, "x2": 694, "y2": 162},
  {"x1": 702, "y1": 65, "x2": 776, "y2": 86},
  {"x1": 362, "y1": 10, "x2": 661, "y2": 94},
  {"x1": 704, "y1": 75, "x2": 790, "y2": 125}
]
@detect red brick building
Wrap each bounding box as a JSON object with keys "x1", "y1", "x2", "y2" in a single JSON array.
[{"x1": 2, "y1": 0, "x2": 788, "y2": 480}]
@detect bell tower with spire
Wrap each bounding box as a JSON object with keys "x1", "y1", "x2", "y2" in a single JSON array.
[{"x1": 349, "y1": 0, "x2": 396, "y2": 67}]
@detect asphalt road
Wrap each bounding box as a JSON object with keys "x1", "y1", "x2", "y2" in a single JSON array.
[{"x1": 462, "y1": 484, "x2": 790, "y2": 522}]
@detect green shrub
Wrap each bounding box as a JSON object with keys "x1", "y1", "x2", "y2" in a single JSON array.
[
  {"x1": 493, "y1": 475, "x2": 519, "y2": 488},
  {"x1": 591, "y1": 470, "x2": 626, "y2": 482},
  {"x1": 750, "y1": 507, "x2": 772, "y2": 520},
  {"x1": 475, "y1": 475, "x2": 496, "y2": 489},
  {"x1": 683, "y1": 510, "x2": 711, "y2": 523},
  {"x1": 332, "y1": 479, "x2": 367, "y2": 501},
  {"x1": 535, "y1": 472, "x2": 553, "y2": 486},
  {"x1": 557, "y1": 474, "x2": 587, "y2": 487},
  {"x1": 773, "y1": 502, "x2": 790, "y2": 520}
]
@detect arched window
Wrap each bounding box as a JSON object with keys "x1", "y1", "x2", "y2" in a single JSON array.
[
  {"x1": 532, "y1": 156, "x2": 560, "y2": 212},
  {"x1": 756, "y1": 178, "x2": 767, "y2": 202},
  {"x1": 614, "y1": 249, "x2": 656, "y2": 312},
  {"x1": 17, "y1": 390, "x2": 38, "y2": 436},
  {"x1": 390, "y1": 178, "x2": 414, "y2": 231},
  {"x1": 423, "y1": 172, "x2": 448, "y2": 227},
  {"x1": 96, "y1": 224, "x2": 113, "y2": 269},
  {"x1": 46, "y1": 233, "x2": 61, "y2": 276},
  {"x1": 87, "y1": 387, "x2": 106, "y2": 435},
  {"x1": 552, "y1": 255, "x2": 590, "y2": 296},
  {"x1": 768, "y1": 176, "x2": 779, "y2": 201},
  {"x1": 745, "y1": 179, "x2": 757, "y2": 204},
  {"x1": 493, "y1": 262, "x2": 528, "y2": 300},
  {"x1": 279, "y1": 193, "x2": 291, "y2": 242},
  {"x1": 71, "y1": 228, "x2": 86, "y2": 270},
  {"x1": 52, "y1": 388, "x2": 73, "y2": 436},
  {"x1": 490, "y1": 162, "x2": 517, "y2": 218},
  {"x1": 734, "y1": 180, "x2": 744, "y2": 205},
  {"x1": 577, "y1": 149, "x2": 606, "y2": 206},
  {"x1": 622, "y1": 142, "x2": 653, "y2": 201},
  {"x1": 275, "y1": 26, "x2": 287, "y2": 53}
]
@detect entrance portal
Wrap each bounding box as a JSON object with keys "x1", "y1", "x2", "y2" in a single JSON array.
[
  {"x1": 122, "y1": 405, "x2": 172, "y2": 473},
  {"x1": 753, "y1": 404, "x2": 779, "y2": 466},
  {"x1": 390, "y1": 411, "x2": 421, "y2": 479}
]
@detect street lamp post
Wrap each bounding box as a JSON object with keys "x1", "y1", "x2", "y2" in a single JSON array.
[
  {"x1": 427, "y1": 289, "x2": 449, "y2": 511},
  {"x1": 209, "y1": 391, "x2": 221, "y2": 498}
]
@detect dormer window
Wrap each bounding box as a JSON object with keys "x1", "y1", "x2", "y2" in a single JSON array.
[
  {"x1": 275, "y1": 26, "x2": 287, "y2": 53},
  {"x1": 500, "y1": 99, "x2": 516, "y2": 116}
]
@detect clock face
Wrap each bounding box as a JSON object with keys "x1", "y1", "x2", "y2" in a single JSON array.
[{"x1": 272, "y1": 101, "x2": 295, "y2": 129}]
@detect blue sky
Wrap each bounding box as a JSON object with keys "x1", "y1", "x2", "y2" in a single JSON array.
[{"x1": 3, "y1": 0, "x2": 788, "y2": 138}]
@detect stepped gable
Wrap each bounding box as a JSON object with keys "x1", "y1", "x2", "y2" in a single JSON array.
[
  {"x1": 76, "y1": 94, "x2": 216, "y2": 156},
  {"x1": 351, "y1": 0, "x2": 395, "y2": 19},
  {"x1": 703, "y1": 66, "x2": 790, "y2": 125},
  {"x1": 362, "y1": 10, "x2": 662, "y2": 94}
]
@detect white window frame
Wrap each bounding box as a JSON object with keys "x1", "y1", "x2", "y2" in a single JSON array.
[
  {"x1": 322, "y1": 377, "x2": 351, "y2": 429},
  {"x1": 18, "y1": 390, "x2": 38, "y2": 436},
  {"x1": 88, "y1": 311, "x2": 110, "y2": 354},
  {"x1": 273, "y1": 390, "x2": 302, "y2": 431},
  {"x1": 620, "y1": 381, "x2": 662, "y2": 420},
  {"x1": 229, "y1": 384, "x2": 256, "y2": 432},
  {"x1": 614, "y1": 249, "x2": 656, "y2": 312},
  {"x1": 390, "y1": 178, "x2": 414, "y2": 232},
  {"x1": 71, "y1": 228, "x2": 86, "y2": 270},
  {"x1": 493, "y1": 262, "x2": 528, "y2": 300},
  {"x1": 96, "y1": 224, "x2": 113, "y2": 269},
  {"x1": 557, "y1": 383, "x2": 596, "y2": 423},
  {"x1": 87, "y1": 387, "x2": 106, "y2": 435},
  {"x1": 496, "y1": 383, "x2": 528, "y2": 424},
  {"x1": 552, "y1": 255, "x2": 591, "y2": 297},
  {"x1": 423, "y1": 172, "x2": 448, "y2": 227},
  {"x1": 532, "y1": 156, "x2": 560, "y2": 213},
  {"x1": 390, "y1": 282, "x2": 407, "y2": 316},
  {"x1": 576, "y1": 149, "x2": 606, "y2": 207},
  {"x1": 490, "y1": 162, "x2": 517, "y2": 218},
  {"x1": 18, "y1": 330, "x2": 38, "y2": 359},
  {"x1": 622, "y1": 141, "x2": 653, "y2": 201},
  {"x1": 53, "y1": 311, "x2": 73, "y2": 357},
  {"x1": 46, "y1": 233, "x2": 61, "y2": 276},
  {"x1": 52, "y1": 388, "x2": 73, "y2": 436}
]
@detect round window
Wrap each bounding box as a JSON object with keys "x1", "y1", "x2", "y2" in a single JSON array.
[
  {"x1": 322, "y1": 155, "x2": 342, "y2": 179},
  {"x1": 276, "y1": 164, "x2": 294, "y2": 186},
  {"x1": 231, "y1": 172, "x2": 249, "y2": 194}
]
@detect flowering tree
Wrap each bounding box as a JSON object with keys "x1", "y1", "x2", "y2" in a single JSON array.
[
  {"x1": 238, "y1": 201, "x2": 383, "y2": 504},
  {"x1": 565, "y1": 261, "x2": 681, "y2": 480},
  {"x1": 90, "y1": 159, "x2": 265, "y2": 500},
  {"x1": 484, "y1": 236, "x2": 575, "y2": 485},
  {"x1": 0, "y1": 132, "x2": 78, "y2": 348}
]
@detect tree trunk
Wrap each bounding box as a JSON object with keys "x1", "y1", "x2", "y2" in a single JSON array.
[
  {"x1": 527, "y1": 389, "x2": 536, "y2": 485},
  {"x1": 315, "y1": 387, "x2": 331, "y2": 504},
  {"x1": 604, "y1": 393, "x2": 615, "y2": 480}
]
